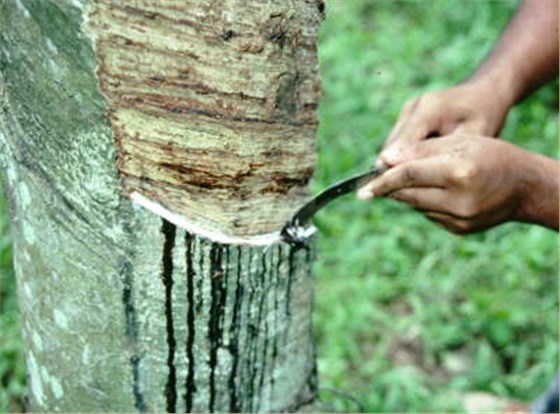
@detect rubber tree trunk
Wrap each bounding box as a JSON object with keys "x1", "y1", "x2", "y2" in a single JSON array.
[{"x1": 0, "y1": 0, "x2": 323, "y2": 412}]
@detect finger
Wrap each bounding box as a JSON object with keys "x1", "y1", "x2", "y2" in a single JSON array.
[
  {"x1": 384, "y1": 133, "x2": 469, "y2": 166},
  {"x1": 378, "y1": 100, "x2": 433, "y2": 167},
  {"x1": 388, "y1": 188, "x2": 450, "y2": 213},
  {"x1": 423, "y1": 211, "x2": 474, "y2": 235},
  {"x1": 384, "y1": 98, "x2": 420, "y2": 145},
  {"x1": 357, "y1": 157, "x2": 450, "y2": 199},
  {"x1": 385, "y1": 97, "x2": 431, "y2": 145},
  {"x1": 381, "y1": 116, "x2": 430, "y2": 163},
  {"x1": 384, "y1": 95, "x2": 445, "y2": 148},
  {"x1": 381, "y1": 133, "x2": 466, "y2": 166}
]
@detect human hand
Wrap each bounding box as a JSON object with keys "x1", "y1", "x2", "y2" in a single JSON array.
[
  {"x1": 378, "y1": 79, "x2": 514, "y2": 167},
  {"x1": 359, "y1": 134, "x2": 559, "y2": 233}
]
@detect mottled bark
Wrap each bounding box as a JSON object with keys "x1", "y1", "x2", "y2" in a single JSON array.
[{"x1": 0, "y1": 0, "x2": 322, "y2": 412}]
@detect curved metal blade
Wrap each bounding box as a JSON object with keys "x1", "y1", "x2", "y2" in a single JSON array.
[{"x1": 281, "y1": 165, "x2": 388, "y2": 245}]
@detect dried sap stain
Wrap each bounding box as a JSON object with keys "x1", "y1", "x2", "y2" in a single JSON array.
[
  {"x1": 228, "y1": 246, "x2": 244, "y2": 413},
  {"x1": 184, "y1": 231, "x2": 196, "y2": 413},
  {"x1": 208, "y1": 242, "x2": 227, "y2": 412},
  {"x1": 154, "y1": 223, "x2": 314, "y2": 412},
  {"x1": 160, "y1": 219, "x2": 177, "y2": 413}
]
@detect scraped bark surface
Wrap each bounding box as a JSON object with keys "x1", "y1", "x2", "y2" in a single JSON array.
[{"x1": 87, "y1": 0, "x2": 322, "y2": 237}]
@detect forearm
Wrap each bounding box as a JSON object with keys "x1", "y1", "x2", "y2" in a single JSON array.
[
  {"x1": 517, "y1": 153, "x2": 559, "y2": 231},
  {"x1": 468, "y1": 0, "x2": 559, "y2": 107}
]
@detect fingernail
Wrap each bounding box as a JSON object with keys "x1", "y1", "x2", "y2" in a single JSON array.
[{"x1": 357, "y1": 187, "x2": 375, "y2": 200}]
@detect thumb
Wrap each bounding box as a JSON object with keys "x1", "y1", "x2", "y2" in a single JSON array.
[
  {"x1": 358, "y1": 155, "x2": 449, "y2": 200},
  {"x1": 379, "y1": 138, "x2": 444, "y2": 166}
]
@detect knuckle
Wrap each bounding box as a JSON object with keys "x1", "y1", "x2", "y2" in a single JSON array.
[
  {"x1": 452, "y1": 162, "x2": 477, "y2": 183},
  {"x1": 400, "y1": 166, "x2": 416, "y2": 186}
]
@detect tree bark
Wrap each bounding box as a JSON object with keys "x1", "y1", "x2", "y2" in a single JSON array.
[{"x1": 0, "y1": 0, "x2": 322, "y2": 412}]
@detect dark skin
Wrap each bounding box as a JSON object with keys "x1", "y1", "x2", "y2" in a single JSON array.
[{"x1": 358, "y1": 0, "x2": 559, "y2": 233}]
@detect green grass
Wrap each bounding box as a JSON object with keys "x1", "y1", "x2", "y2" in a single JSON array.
[
  {"x1": 313, "y1": 0, "x2": 558, "y2": 412},
  {"x1": 0, "y1": 1, "x2": 558, "y2": 412}
]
